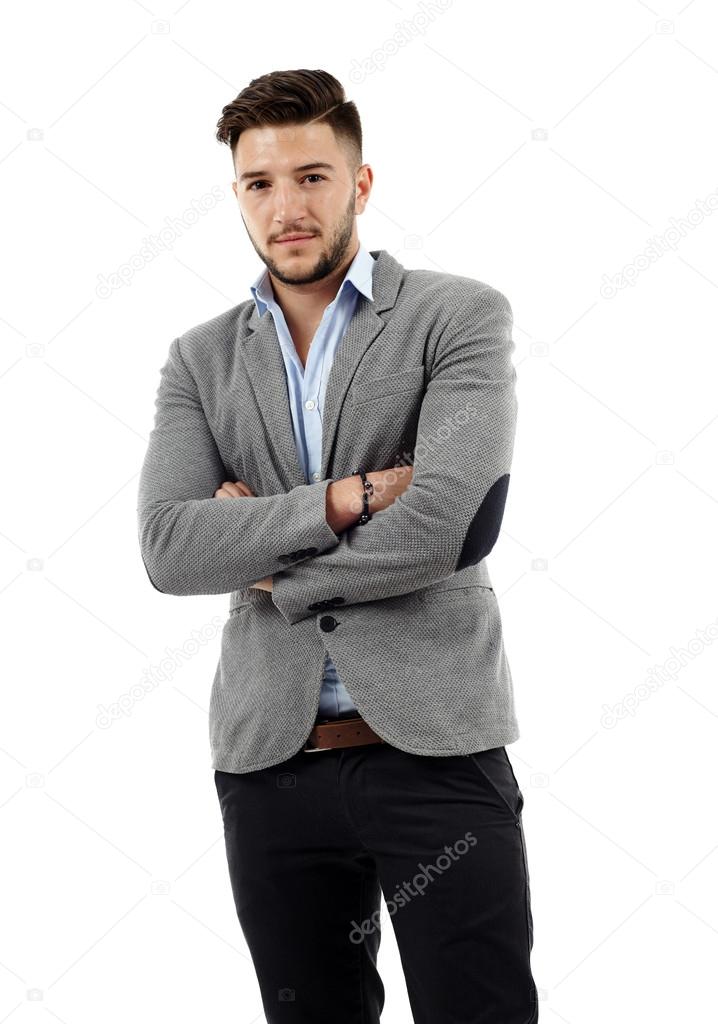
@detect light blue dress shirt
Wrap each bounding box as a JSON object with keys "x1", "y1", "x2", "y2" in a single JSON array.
[{"x1": 250, "y1": 242, "x2": 376, "y2": 721}]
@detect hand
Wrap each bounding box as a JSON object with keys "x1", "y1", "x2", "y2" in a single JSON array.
[
  {"x1": 250, "y1": 576, "x2": 273, "y2": 592},
  {"x1": 213, "y1": 481, "x2": 272, "y2": 591},
  {"x1": 214, "y1": 480, "x2": 256, "y2": 499}
]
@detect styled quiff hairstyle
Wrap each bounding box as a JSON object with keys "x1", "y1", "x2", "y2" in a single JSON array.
[{"x1": 215, "y1": 69, "x2": 363, "y2": 179}]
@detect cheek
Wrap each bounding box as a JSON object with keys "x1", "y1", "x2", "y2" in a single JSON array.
[{"x1": 312, "y1": 190, "x2": 337, "y2": 209}]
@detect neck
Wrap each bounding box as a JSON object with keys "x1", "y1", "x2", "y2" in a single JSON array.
[{"x1": 269, "y1": 241, "x2": 359, "y2": 327}]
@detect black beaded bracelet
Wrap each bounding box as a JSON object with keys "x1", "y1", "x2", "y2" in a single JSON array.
[{"x1": 351, "y1": 466, "x2": 374, "y2": 524}]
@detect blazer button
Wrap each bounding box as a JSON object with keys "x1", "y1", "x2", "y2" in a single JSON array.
[{"x1": 319, "y1": 615, "x2": 338, "y2": 632}]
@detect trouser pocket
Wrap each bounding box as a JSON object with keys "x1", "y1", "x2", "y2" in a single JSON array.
[{"x1": 466, "y1": 745, "x2": 524, "y2": 819}]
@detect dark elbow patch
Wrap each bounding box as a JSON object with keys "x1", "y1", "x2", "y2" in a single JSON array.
[{"x1": 456, "y1": 474, "x2": 510, "y2": 571}]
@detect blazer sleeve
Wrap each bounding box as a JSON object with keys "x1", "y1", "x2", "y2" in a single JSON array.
[
  {"x1": 270, "y1": 285, "x2": 517, "y2": 626},
  {"x1": 136, "y1": 336, "x2": 342, "y2": 595}
]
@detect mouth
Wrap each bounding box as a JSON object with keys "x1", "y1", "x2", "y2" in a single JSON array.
[{"x1": 275, "y1": 235, "x2": 316, "y2": 245}]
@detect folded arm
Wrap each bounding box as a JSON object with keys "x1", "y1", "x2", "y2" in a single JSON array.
[
  {"x1": 136, "y1": 336, "x2": 342, "y2": 596},
  {"x1": 270, "y1": 285, "x2": 517, "y2": 625}
]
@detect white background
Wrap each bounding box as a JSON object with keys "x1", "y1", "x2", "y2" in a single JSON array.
[{"x1": 2, "y1": 0, "x2": 717, "y2": 1021}]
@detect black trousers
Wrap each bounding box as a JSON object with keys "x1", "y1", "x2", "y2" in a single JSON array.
[{"x1": 214, "y1": 740, "x2": 539, "y2": 1023}]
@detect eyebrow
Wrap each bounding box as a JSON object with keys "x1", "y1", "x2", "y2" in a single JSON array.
[{"x1": 238, "y1": 161, "x2": 336, "y2": 183}]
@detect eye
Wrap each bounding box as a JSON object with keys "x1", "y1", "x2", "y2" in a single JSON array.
[{"x1": 247, "y1": 174, "x2": 325, "y2": 191}]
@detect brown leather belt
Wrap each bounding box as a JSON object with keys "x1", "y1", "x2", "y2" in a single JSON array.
[{"x1": 303, "y1": 715, "x2": 385, "y2": 753}]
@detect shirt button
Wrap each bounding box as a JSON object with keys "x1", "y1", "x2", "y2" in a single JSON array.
[
  {"x1": 312, "y1": 471, "x2": 321, "y2": 480},
  {"x1": 305, "y1": 399, "x2": 316, "y2": 410}
]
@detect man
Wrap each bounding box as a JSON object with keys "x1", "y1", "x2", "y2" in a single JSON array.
[{"x1": 137, "y1": 68, "x2": 539, "y2": 1023}]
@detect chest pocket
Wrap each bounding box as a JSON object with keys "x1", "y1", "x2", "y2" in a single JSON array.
[{"x1": 351, "y1": 365, "x2": 426, "y2": 406}]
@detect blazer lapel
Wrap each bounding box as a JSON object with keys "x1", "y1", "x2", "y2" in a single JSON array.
[{"x1": 240, "y1": 248, "x2": 404, "y2": 488}]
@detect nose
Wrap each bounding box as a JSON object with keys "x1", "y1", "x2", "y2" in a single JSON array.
[{"x1": 272, "y1": 181, "x2": 308, "y2": 226}]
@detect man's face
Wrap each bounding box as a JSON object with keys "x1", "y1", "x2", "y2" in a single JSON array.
[{"x1": 232, "y1": 121, "x2": 370, "y2": 286}]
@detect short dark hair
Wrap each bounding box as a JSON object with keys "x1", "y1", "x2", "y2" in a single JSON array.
[{"x1": 215, "y1": 68, "x2": 362, "y2": 179}]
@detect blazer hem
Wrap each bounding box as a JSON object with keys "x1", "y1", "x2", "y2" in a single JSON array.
[{"x1": 210, "y1": 721, "x2": 521, "y2": 775}]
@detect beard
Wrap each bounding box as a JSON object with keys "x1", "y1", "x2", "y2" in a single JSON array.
[{"x1": 243, "y1": 192, "x2": 357, "y2": 286}]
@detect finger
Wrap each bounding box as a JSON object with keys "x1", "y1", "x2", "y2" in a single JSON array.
[
  {"x1": 234, "y1": 480, "x2": 255, "y2": 497},
  {"x1": 214, "y1": 481, "x2": 242, "y2": 498}
]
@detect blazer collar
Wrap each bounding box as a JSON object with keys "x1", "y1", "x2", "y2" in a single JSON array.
[{"x1": 240, "y1": 248, "x2": 405, "y2": 487}]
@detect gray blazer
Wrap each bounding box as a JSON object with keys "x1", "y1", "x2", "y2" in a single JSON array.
[{"x1": 137, "y1": 248, "x2": 521, "y2": 773}]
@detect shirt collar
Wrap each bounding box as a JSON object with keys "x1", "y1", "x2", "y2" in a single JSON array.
[{"x1": 250, "y1": 241, "x2": 375, "y2": 318}]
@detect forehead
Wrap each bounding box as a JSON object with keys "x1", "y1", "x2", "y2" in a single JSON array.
[{"x1": 235, "y1": 121, "x2": 339, "y2": 172}]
